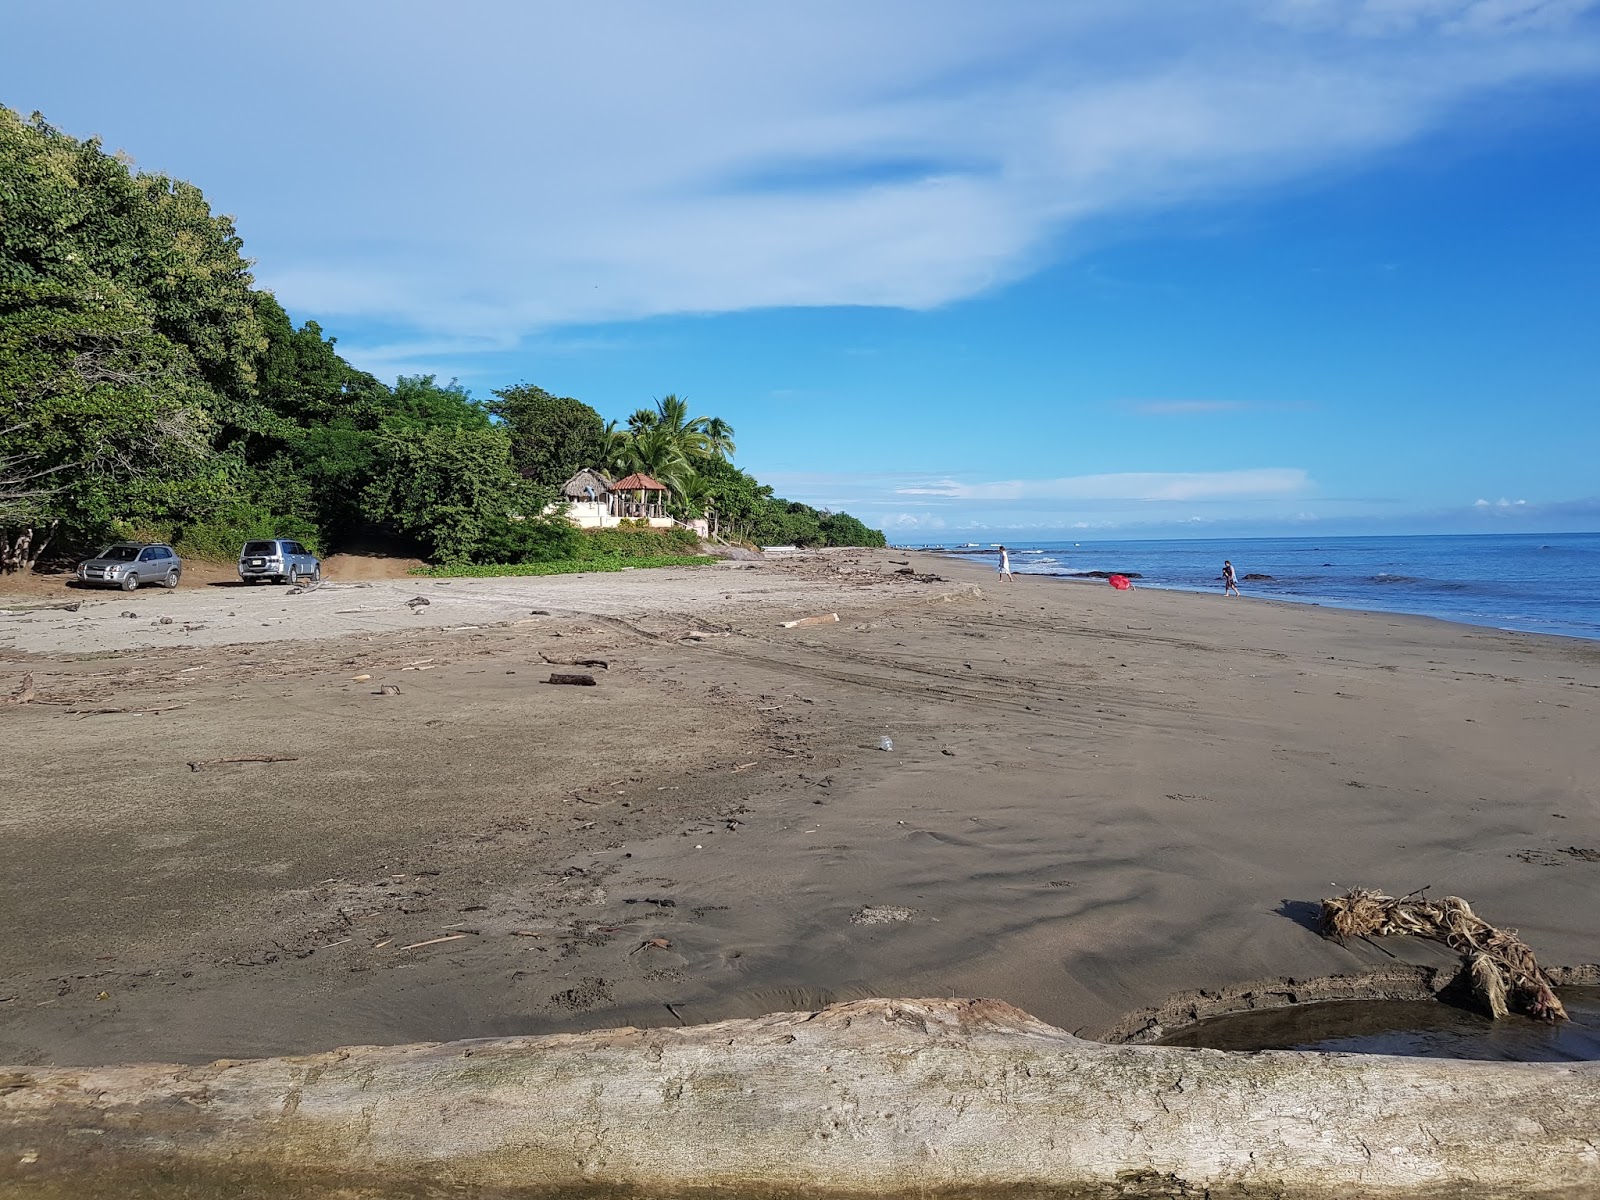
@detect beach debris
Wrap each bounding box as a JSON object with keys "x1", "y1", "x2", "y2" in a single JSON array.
[
  {"x1": 378, "y1": 684, "x2": 402, "y2": 696},
  {"x1": 159, "y1": 616, "x2": 174, "y2": 625},
  {"x1": 852, "y1": 905, "x2": 916, "y2": 926},
  {"x1": 631, "y1": 938, "x2": 673, "y2": 954},
  {"x1": 397, "y1": 934, "x2": 469, "y2": 951},
  {"x1": 71, "y1": 701, "x2": 192, "y2": 717},
  {"x1": 781, "y1": 613, "x2": 839, "y2": 629},
  {"x1": 352, "y1": 673, "x2": 372, "y2": 682},
  {"x1": 877, "y1": 736, "x2": 894, "y2": 752},
  {"x1": 406, "y1": 596, "x2": 431, "y2": 609},
  {"x1": 540, "y1": 653, "x2": 608, "y2": 669},
  {"x1": 547, "y1": 673, "x2": 597, "y2": 686},
  {"x1": 187, "y1": 755, "x2": 299, "y2": 772},
  {"x1": 4, "y1": 673, "x2": 34, "y2": 705},
  {"x1": 1319, "y1": 887, "x2": 1567, "y2": 1021},
  {"x1": 1107, "y1": 574, "x2": 1133, "y2": 590},
  {"x1": 120, "y1": 610, "x2": 137, "y2": 618}
]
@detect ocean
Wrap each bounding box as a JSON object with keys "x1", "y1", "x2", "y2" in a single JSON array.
[{"x1": 928, "y1": 532, "x2": 1600, "y2": 641}]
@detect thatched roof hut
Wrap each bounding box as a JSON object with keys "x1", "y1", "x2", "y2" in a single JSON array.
[{"x1": 560, "y1": 468, "x2": 613, "y2": 501}]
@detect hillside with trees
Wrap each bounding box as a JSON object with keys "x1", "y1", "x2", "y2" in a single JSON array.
[{"x1": 0, "y1": 108, "x2": 884, "y2": 573}]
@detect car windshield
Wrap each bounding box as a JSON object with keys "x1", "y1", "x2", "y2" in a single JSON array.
[
  {"x1": 98, "y1": 545, "x2": 139, "y2": 562},
  {"x1": 242, "y1": 542, "x2": 279, "y2": 556}
]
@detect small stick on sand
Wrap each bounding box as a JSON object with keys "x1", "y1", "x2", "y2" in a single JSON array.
[
  {"x1": 187, "y1": 755, "x2": 298, "y2": 772},
  {"x1": 397, "y1": 934, "x2": 469, "y2": 951},
  {"x1": 540, "y1": 653, "x2": 608, "y2": 669}
]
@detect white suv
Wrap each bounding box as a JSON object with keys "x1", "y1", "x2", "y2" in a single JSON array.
[{"x1": 238, "y1": 539, "x2": 321, "y2": 585}]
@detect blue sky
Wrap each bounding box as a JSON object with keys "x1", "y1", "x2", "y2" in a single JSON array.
[{"x1": 6, "y1": 0, "x2": 1599, "y2": 540}]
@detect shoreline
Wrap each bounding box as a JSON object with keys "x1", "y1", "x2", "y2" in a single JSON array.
[
  {"x1": 925, "y1": 532, "x2": 1600, "y2": 643},
  {"x1": 941, "y1": 558, "x2": 1600, "y2": 644},
  {"x1": 2, "y1": 547, "x2": 1598, "y2": 1065}
]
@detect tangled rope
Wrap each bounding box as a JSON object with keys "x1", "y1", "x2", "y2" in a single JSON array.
[{"x1": 1319, "y1": 888, "x2": 1567, "y2": 1022}]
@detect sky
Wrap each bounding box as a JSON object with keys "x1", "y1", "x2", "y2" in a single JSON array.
[{"x1": 5, "y1": 0, "x2": 1599, "y2": 540}]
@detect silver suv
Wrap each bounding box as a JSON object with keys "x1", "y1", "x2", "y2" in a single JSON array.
[
  {"x1": 238, "y1": 539, "x2": 321, "y2": 585},
  {"x1": 76, "y1": 543, "x2": 183, "y2": 591}
]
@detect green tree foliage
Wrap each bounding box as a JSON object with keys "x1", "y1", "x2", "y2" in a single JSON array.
[
  {"x1": 488, "y1": 384, "x2": 605, "y2": 488},
  {"x1": 0, "y1": 281, "x2": 223, "y2": 567},
  {"x1": 363, "y1": 424, "x2": 526, "y2": 564}
]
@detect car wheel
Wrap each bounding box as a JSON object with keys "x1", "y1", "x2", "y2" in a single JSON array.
[
  {"x1": 278, "y1": 574, "x2": 292, "y2": 585},
  {"x1": 121, "y1": 574, "x2": 139, "y2": 592},
  {"x1": 164, "y1": 570, "x2": 180, "y2": 589},
  {"x1": 310, "y1": 564, "x2": 321, "y2": 584}
]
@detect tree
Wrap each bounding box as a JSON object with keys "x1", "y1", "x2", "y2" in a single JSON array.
[
  {"x1": 488, "y1": 384, "x2": 605, "y2": 488},
  {"x1": 362, "y1": 424, "x2": 525, "y2": 563},
  {"x1": 0, "y1": 281, "x2": 221, "y2": 570}
]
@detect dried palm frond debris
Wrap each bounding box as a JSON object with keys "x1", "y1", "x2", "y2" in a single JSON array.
[{"x1": 1320, "y1": 887, "x2": 1567, "y2": 1022}]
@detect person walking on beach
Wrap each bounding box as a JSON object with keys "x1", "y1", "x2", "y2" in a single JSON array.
[
  {"x1": 998, "y1": 545, "x2": 1013, "y2": 582},
  {"x1": 1222, "y1": 559, "x2": 1240, "y2": 596}
]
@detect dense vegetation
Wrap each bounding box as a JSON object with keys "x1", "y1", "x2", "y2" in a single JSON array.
[{"x1": 0, "y1": 108, "x2": 884, "y2": 572}]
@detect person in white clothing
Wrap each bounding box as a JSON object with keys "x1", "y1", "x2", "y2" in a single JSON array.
[{"x1": 998, "y1": 545, "x2": 1013, "y2": 581}]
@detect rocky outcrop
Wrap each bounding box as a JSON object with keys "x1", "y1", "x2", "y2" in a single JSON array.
[{"x1": 3, "y1": 998, "x2": 1598, "y2": 1198}]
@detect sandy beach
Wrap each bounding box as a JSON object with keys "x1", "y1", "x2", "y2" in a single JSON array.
[{"x1": 2, "y1": 550, "x2": 1597, "y2": 1066}]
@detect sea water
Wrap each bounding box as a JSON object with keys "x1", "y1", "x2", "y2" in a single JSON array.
[{"x1": 935, "y1": 532, "x2": 1600, "y2": 641}]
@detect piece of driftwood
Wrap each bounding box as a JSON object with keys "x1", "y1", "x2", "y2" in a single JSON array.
[
  {"x1": 546, "y1": 673, "x2": 596, "y2": 686},
  {"x1": 1321, "y1": 887, "x2": 1566, "y2": 1020},
  {"x1": 539, "y1": 653, "x2": 608, "y2": 668},
  {"x1": 396, "y1": 934, "x2": 468, "y2": 951},
  {"x1": 72, "y1": 701, "x2": 192, "y2": 717},
  {"x1": 186, "y1": 755, "x2": 298, "y2": 772},
  {"x1": 781, "y1": 612, "x2": 840, "y2": 628},
  {"x1": 4, "y1": 673, "x2": 33, "y2": 705},
  {"x1": 2, "y1": 998, "x2": 1597, "y2": 1197}
]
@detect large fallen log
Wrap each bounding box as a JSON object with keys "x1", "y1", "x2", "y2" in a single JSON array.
[{"x1": 2, "y1": 998, "x2": 1597, "y2": 1198}]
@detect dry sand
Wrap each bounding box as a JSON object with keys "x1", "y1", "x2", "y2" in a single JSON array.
[{"x1": 2, "y1": 550, "x2": 1598, "y2": 1065}]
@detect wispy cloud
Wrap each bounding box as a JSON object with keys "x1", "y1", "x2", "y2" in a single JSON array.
[
  {"x1": 24, "y1": 1, "x2": 1597, "y2": 348},
  {"x1": 897, "y1": 468, "x2": 1311, "y2": 502}
]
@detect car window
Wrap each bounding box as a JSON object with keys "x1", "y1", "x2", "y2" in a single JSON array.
[
  {"x1": 292, "y1": 543, "x2": 307, "y2": 555},
  {"x1": 242, "y1": 541, "x2": 277, "y2": 556},
  {"x1": 100, "y1": 545, "x2": 139, "y2": 562},
  {"x1": 138, "y1": 547, "x2": 160, "y2": 561}
]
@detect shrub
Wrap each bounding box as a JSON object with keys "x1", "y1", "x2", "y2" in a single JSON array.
[
  {"x1": 472, "y1": 514, "x2": 582, "y2": 564},
  {"x1": 175, "y1": 503, "x2": 320, "y2": 561},
  {"x1": 578, "y1": 525, "x2": 701, "y2": 559}
]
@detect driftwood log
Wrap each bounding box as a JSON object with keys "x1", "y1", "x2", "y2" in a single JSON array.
[{"x1": 2, "y1": 998, "x2": 1598, "y2": 1198}]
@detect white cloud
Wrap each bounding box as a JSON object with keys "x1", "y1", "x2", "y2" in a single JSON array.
[
  {"x1": 897, "y1": 468, "x2": 1311, "y2": 502},
  {"x1": 24, "y1": 1, "x2": 1596, "y2": 344}
]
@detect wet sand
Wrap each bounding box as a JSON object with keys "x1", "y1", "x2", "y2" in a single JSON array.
[{"x1": 2, "y1": 550, "x2": 1598, "y2": 1065}]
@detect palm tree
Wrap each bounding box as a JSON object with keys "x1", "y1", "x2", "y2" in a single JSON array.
[
  {"x1": 604, "y1": 394, "x2": 737, "y2": 506},
  {"x1": 702, "y1": 416, "x2": 736, "y2": 460}
]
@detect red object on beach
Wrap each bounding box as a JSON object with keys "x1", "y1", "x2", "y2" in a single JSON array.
[{"x1": 1107, "y1": 574, "x2": 1132, "y2": 590}]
